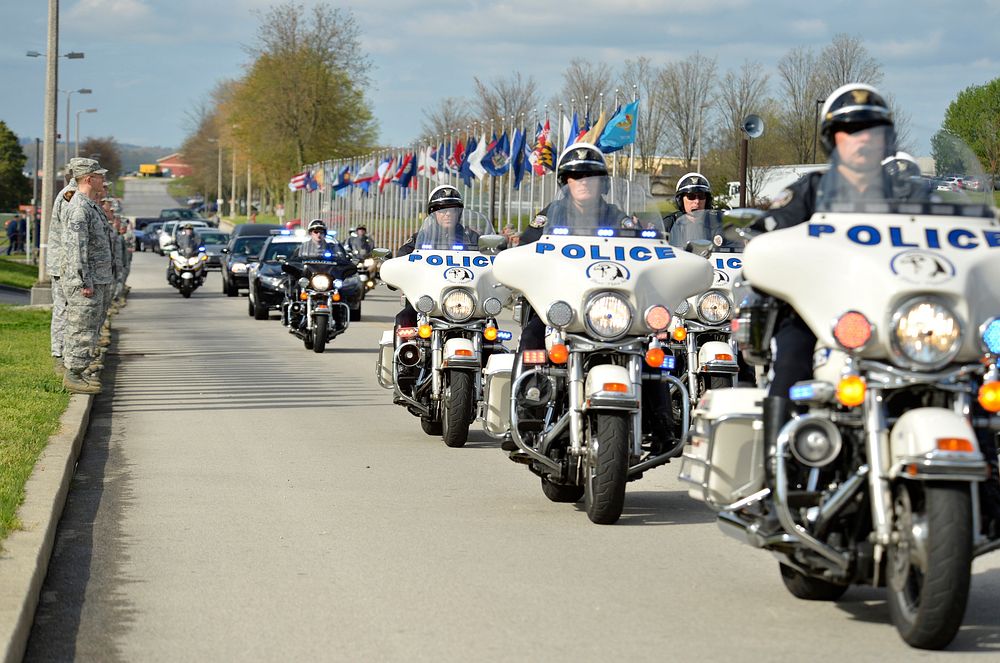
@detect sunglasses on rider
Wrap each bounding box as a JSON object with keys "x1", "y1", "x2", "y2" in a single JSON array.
[
  {"x1": 310, "y1": 228, "x2": 325, "y2": 234},
  {"x1": 683, "y1": 192, "x2": 707, "y2": 200}
]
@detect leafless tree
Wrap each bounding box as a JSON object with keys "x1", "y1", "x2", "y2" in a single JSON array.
[
  {"x1": 472, "y1": 71, "x2": 539, "y2": 131},
  {"x1": 815, "y1": 33, "x2": 883, "y2": 97},
  {"x1": 776, "y1": 46, "x2": 824, "y2": 163},
  {"x1": 558, "y1": 58, "x2": 615, "y2": 121},
  {"x1": 661, "y1": 52, "x2": 718, "y2": 169},
  {"x1": 716, "y1": 61, "x2": 770, "y2": 156},
  {"x1": 419, "y1": 97, "x2": 474, "y2": 144},
  {"x1": 619, "y1": 57, "x2": 670, "y2": 173}
]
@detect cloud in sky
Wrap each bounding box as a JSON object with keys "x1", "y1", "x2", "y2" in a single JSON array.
[{"x1": 3, "y1": 0, "x2": 998, "y2": 155}]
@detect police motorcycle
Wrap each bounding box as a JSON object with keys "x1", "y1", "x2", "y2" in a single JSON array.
[
  {"x1": 281, "y1": 241, "x2": 362, "y2": 353},
  {"x1": 487, "y1": 176, "x2": 714, "y2": 524},
  {"x1": 377, "y1": 210, "x2": 510, "y2": 448},
  {"x1": 679, "y1": 133, "x2": 1000, "y2": 648},
  {"x1": 165, "y1": 242, "x2": 207, "y2": 298},
  {"x1": 347, "y1": 230, "x2": 380, "y2": 298}
]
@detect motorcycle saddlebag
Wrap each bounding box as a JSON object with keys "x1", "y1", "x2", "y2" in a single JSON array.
[
  {"x1": 483, "y1": 353, "x2": 515, "y2": 436},
  {"x1": 377, "y1": 330, "x2": 394, "y2": 388}
]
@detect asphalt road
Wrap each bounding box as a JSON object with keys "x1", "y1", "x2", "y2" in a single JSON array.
[
  {"x1": 24, "y1": 235, "x2": 1000, "y2": 658},
  {"x1": 120, "y1": 177, "x2": 181, "y2": 217}
]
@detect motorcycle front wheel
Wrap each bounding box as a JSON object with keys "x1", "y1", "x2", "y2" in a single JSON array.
[
  {"x1": 441, "y1": 370, "x2": 474, "y2": 448},
  {"x1": 584, "y1": 413, "x2": 629, "y2": 524},
  {"x1": 886, "y1": 481, "x2": 972, "y2": 650},
  {"x1": 313, "y1": 316, "x2": 328, "y2": 353}
]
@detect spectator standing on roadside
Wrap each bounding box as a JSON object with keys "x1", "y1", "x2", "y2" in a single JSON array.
[
  {"x1": 49, "y1": 162, "x2": 82, "y2": 376},
  {"x1": 4, "y1": 216, "x2": 16, "y2": 255},
  {"x1": 15, "y1": 214, "x2": 27, "y2": 252},
  {"x1": 60, "y1": 158, "x2": 112, "y2": 394}
]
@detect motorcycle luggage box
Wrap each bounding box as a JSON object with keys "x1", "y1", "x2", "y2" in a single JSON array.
[
  {"x1": 377, "y1": 330, "x2": 394, "y2": 388},
  {"x1": 680, "y1": 388, "x2": 765, "y2": 505},
  {"x1": 483, "y1": 353, "x2": 515, "y2": 436}
]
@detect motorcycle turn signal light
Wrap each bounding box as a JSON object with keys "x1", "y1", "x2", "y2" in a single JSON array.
[
  {"x1": 299, "y1": 292, "x2": 308, "y2": 301},
  {"x1": 397, "y1": 327, "x2": 418, "y2": 340},
  {"x1": 483, "y1": 326, "x2": 498, "y2": 341},
  {"x1": 645, "y1": 347, "x2": 665, "y2": 368},
  {"x1": 332, "y1": 292, "x2": 342, "y2": 302},
  {"x1": 418, "y1": 324, "x2": 433, "y2": 339},
  {"x1": 672, "y1": 327, "x2": 688, "y2": 342},
  {"x1": 603, "y1": 382, "x2": 628, "y2": 393},
  {"x1": 836, "y1": 375, "x2": 866, "y2": 407},
  {"x1": 548, "y1": 343, "x2": 569, "y2": 364},
  {"x1": 979, "y1": 381, "x2": 1000, "y2": 413}
]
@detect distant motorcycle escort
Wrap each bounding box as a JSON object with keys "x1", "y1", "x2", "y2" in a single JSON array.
[
  {"x1": 377, "y1": 206, "x2": 511, "y2": 448},
  {"x1": 680, "y1": 130, "x2": 1000, "y2": 648},
  {"x1": 165, "y1": 240, "x2": 207, "y2": 298},
  {"x1": 486, "y1": 162, "x2": 714, "y2": 524}
]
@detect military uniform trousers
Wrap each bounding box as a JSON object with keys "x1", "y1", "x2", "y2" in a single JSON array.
[
  {"x1": 50, "y1": 275, "x2": 67, "y2": 358},
  {"x1": 63, "y1": 284, "x2": 110, "y2": 371}
]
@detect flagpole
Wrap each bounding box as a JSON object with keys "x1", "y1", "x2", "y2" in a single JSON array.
[{"x1": 627, "y1": 85, "x2": 638, "y2": 213}]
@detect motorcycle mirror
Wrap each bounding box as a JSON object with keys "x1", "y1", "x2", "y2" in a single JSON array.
[
  {"x1": 164, "y1": 244, "x2": 177, "y2": 252},
  {"x1": 685, "y1": 239, "x2": 714, "y2": 258},
  {"x1": 478, "y1": 234, "x2": 506, "y2": 255},
  {"x1": 723, "y1": 208, "x2": 765, "y2": 228},
  {"x1": 371, "y1": 248, "x2": 392, "y2": 261},
  {"x1": 275, "y1": 254, "x2": 288, "y2": 263},
  {"x1": 221, "y1": 248, "x2": 229, "y2": 254}
]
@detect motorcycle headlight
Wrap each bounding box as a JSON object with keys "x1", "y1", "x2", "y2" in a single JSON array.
[
  {"x1": 232, "y1": 262, "x2": 248, "y2": 274},
  {"x1": 363, "y1": 258, "x2": 375, "y2": 268},
  {"x1": 442, "y1": 288, "x2": 476, "y2": 322},
  {"x1": 891, "y1": 297, "x2": 963, "y2": 369},
  {"x1": 310, "y1": 274, "x2": 331, "y2": 291},
  {"x1": 188, "y1": 256, "x2": 201, "y2": 267},
  {"x1": 546, "y1": 300, "x2": 574, "y2": 328},
  {"x1": 697, "y1": 290, "x2": 732, "y2": 324},
  {"x1": 584, "y1": 292, "x2": 632, "y2": 340}
]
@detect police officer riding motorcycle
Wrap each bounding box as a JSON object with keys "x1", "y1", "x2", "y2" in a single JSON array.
[
  {"x1": 166, "y1": 222, "x2": 207, "y2": 297},
  {"x1": 680, "y1": 84, "x2": 1000, "y2": 648}
]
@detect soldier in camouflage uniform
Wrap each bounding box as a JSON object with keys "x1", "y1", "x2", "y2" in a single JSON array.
[
  {"x1": 60, "y1": 159, "x2": 113, "y2": 394},
  {"x1": 48, "y1": 159, "x2": 85, "y2": 375}
]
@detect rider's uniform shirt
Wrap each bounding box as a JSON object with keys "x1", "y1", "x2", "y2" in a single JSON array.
[
  {"x1": 520, "y1": 199, "x2": 629, "y2": 246},
  {"x1": 665, "y1": 209, "x2": 727, "y2": 248}
]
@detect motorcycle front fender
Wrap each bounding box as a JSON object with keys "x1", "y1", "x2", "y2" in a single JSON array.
[
  {"x1": 442, "y1": 336, "x2": 479, "y2": 370},
  {"x1": 583, "y1": 363, "x2": 639, "y2": 411},
  {"x1": 697, "y1": 340, "x2": 739, "y2": 373},
  {"x1": 888, "y1": 407, "x2": 986, "y2": 481}
]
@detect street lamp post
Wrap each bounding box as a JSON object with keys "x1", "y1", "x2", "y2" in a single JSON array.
[
  {"x1": 64, "y1": 88, "x2": 91, "y2": 167},
  {"x1": 75, "y1": 107, "x2": 97, "y2": 157}
]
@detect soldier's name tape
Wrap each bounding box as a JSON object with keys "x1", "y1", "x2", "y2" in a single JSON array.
[
  {"x1": 809, "y1": 223, "x2": 1000, "y2": 250},
  {"x1": 535, "y1": 243, "x2": 676, "y2": 261}
]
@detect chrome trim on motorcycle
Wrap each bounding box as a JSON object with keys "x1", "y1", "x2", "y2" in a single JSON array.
[
  {"x1": 507, "y1": 368, "x2": 563, "y2": 473},
  {"x1": 889, "y1": 455, "x2": 987, "y2": 482}
]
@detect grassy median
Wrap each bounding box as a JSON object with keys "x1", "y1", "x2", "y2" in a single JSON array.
[
  {"x1": 0, "y1": 305, "x2": 69, "y2": 542},
  {"x1": 0, "y1": 255, "x2": 39, "y2": 290}
]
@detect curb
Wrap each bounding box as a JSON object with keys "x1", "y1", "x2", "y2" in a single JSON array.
[
  {"x1": 0, "y1": 393, "x2": 94, "y2": 663},
  {"x1": 0, "y1": 284, "x2": 30, "y2": 295}
]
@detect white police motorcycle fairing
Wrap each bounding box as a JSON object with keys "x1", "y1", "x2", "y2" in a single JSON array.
[
  {"x1": 166, "y1": 244, "x2": 207, "y2": 298},
  {"x1": 377, "y1": 210, "x2": 511, "y2": 448},
  {"x1": 489, "y1": 179, "x2": 714, "y2": 524},
  {"x1": 680, "y1": 134, "x2": 1000, "y2": 649}
]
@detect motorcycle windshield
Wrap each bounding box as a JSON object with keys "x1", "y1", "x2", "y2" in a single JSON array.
[
  {"x1": 542, "y1": 177, "x2": 665, "y2": 240},
  {"x1": 816, "y1": 127, "x2": 995, "y2": 217},
  {"x1": 414, "y1": 210, "x2": 494, "y2": 250},
  {"x1": 299, "y1": 240, "x2": 350, "y2": 263}
]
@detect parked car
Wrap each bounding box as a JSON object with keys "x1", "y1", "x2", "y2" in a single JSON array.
[
  {"x1": 197, "y1": 230, "x2": 231, "y2": 270},
  {"x1": 247, "y1": 234, "x2": 300, "y2": 320},
  {"x1": 158, "y1": 220, "x2": 211, "y2": 254}
]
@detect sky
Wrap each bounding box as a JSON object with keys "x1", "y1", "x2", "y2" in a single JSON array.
[{"x1": 1, "y1": 0, "x2": 999, "y2": 159}]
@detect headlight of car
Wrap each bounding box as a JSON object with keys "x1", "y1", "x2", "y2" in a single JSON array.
[
  {"x1": 697, "y1": 290, "x2": 732, "y2": 324},
  {"x1": 584, "y1": 292, "x2": 632, "y2": 340},
  {"x1": 891, "y1": 297, "x2": 963, "y2": 369},
  {"x1": 310, "y1": 274, "x2": 331, "y2": 291},
  {"x1": 260, "y1": 275, "x2": 284, "y2": 289},
  {"x1": 232, "y1": 262, "x2": 248, "y2": 273},
  {"x1": 442, "y1": 288, "x2": 476, "y2": 322}
]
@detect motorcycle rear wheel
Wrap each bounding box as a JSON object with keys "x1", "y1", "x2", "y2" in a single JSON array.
[
  {"x1": 887, "y1": 482, "x2": 971, "y2": 650},
  {"x1": 584, "y1": 413, "x2": 629, "y2": 524},
  {"x1": 779, "y1": 563, "x2": 848, "y2": 601},
  {"x1": 313, "y1": 316, "x2": 328, "y2": 353},
  {"x1": 442, "y1": 371, "x2": 474, "y2": 448}
]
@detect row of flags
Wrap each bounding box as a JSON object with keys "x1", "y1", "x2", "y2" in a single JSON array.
[{"x1": 289, "y1": 99, "x2": 640, "y2": 194}]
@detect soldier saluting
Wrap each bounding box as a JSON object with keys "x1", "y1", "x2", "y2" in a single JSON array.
[{"x1": 60, "y1": 158, "x2": 113, "y2": 394}]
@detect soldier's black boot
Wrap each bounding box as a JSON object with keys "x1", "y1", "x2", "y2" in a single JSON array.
[
  {"x1": 763, "y1": 396, "x2": 794, "y2": 481},
  {"x1": 63, "y1": 369, "x2": 101, "y2": 394}
]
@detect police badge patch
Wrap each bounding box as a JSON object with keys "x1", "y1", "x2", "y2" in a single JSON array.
[
  {"x1": 530, "y1": 214, "x2": 547, "y2": 228},
  {"x1": 769, "y1": 188, "x2": 793, "y2": 209}
]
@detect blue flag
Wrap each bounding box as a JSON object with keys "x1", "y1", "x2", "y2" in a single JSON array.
[
  {"x1": 511, "y1": 128, "x2": 528, "y2": 190},
  {"x1": 565, "y1": 112, "x2": 578, "y2": 149},
  {"x1": 332, "y1": 165, "x2": 352, "y2": 190},
  {"x1": 459, "y1": 136, "x2": 478, "y2": 187},
  {"x1": 482, "y1": 131, "x2": 511, "y2": 176},
  {"x1": 598, "y1": 99, "x2": 640, "y2": 153},
  {"x1": 396, "y1": 153, "x2": 417, "y2": 188}
]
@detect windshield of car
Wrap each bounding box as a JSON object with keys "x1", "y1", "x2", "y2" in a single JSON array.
[
  {"x1": 161, "y1": 209, "x2": 196, "y2": 220},
  {"x1": 414, "y1": 209, "x2": 494, "y2": 250},
  {"x1": 816, "y1": 126, "x2": 994, "y2": 217},
  {"x1": 262, "y1": 241, "x2": 298, "y2": 261},
  {"x1": 542, "y1": 176, "x2": 664, "y2": 239},
  {"x1": 199, "y1": 232, "x2": 229, "y2": 245},
  {"x1": 232, "y1": 236, "x2": 267, "y2": 256}
]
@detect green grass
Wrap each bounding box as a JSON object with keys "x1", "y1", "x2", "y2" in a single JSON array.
[
  {"x1": 0, "y1": 256, "x2": 40, "y2": 290},
  {"x1": 167, "y1": 176, "x2": 194, "y2": 200},
  {"x1": 0, "y1": 306, "x2": 70, "y2": 542}
]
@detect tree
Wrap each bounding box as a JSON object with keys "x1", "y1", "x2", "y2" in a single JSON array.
[
  {"x1": 661, "y1": 53, "x2": 718, "y2": 169},
  {"x1": 775, "y1": 46, "x2": 823, "y2": 163},
  {"x1": 942, "y1": 78, "x2": 1000, "y2": 179},
  {"x1": 716, "y1": 60, "x2": 770, "y2": 176},
  {"x1": 558, "y1": 58, "x2": 615, "y2": 121},
  {"x1": 619, "y1": 57, "x2": 670, "y2": 173},
  {"x1": 78, "y1": 136, "x2": 122, "y2": 180},
  {"x1": 0, "y1": 120, "x2": 31, "y2": 209},
  {"x1": 931, "y1": 130, "x2": 970, "y2": 175},
  {"x1": 472, "y1": 71, "x2": 539, "y2": 131},
  {"x1": 815, "y1": 33, "x2": 883, "y2": 97},
  {"x1": 419, "y1": 97, "x2": 474, "y2": 144}
]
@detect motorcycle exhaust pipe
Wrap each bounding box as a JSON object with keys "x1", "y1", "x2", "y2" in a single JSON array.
[{"x1": 397, "y1": 342, "x2": 422, "y2": 367}]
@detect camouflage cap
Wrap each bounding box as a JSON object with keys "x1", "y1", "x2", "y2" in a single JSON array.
[{"x1": 70, "y1": 157, "x2": 108, "y2": 178}]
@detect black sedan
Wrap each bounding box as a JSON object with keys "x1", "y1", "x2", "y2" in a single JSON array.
[
  {"x1": 220, "y1": 235, "x2": 269, "y2": 296},
  {"x1": 247, "y1": 235, "x2": 301, "y2": 320}
]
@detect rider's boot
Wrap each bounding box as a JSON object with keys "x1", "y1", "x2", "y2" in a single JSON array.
[{"x1": 763, "y1": 395, "x2": 794, "y2": 482}]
